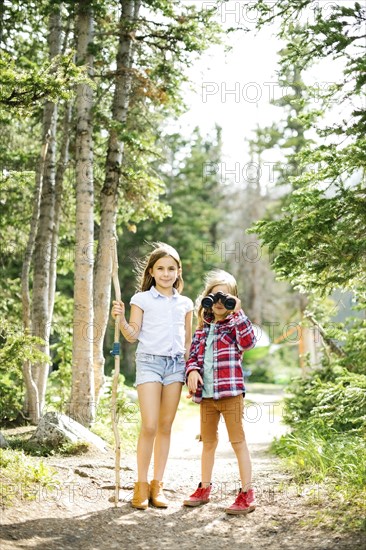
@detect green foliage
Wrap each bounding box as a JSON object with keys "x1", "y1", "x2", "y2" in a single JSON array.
[
  {"x1": 282, "y1": 367, "x2": 366, "y2": 435},
  {"x1": 0, "y1": 448, "x2": 55, "y2": 506},
  {"x1": 0, "y1": 0, "x2": 224, "y2": 415},
  {"x1": 135, "y1": 1, "x2": 222, "y2": 108},
  {"x1": 0, "y1": 52, "x2": 88, "y2": 117},
  {"x1": 247, "y1": 346, "x2": 299, "y2": 385},
  {"x1": 272, "y1": 429, "x2": 365, "y2": 490},
  {"x1": 9, "y1": 436, "x2": 90, "y2": 457},
  {"x1": 46, "y1": 360, "x2": 72, "y2": 412},
  {"x1": 248, "y1": 2, "x2": 366, "y2": 385},
  {"x1": 46, "y1": 292, "x2": 74, "y2": 409},
  {"x1": 0, "y1": 171, "x2": 35, "y2": 294},
  {"x1": 91, "y1": 375, "x2": 139, "y2": 453},
  {"x1": 104, "y1": 125, "x2": 224, "y2": 376},
  {"x1": 339, "y1": 317, "x2": 366, "y2": 374},
  {"x1": 133, "y1": 126, "x2": 224, "y2": 298},
  {"x1": 0, "y1": 320, "x2": 50, "y2": 425},
  {"x1": 271, "y1": 364, "x2": 366, "y2": 529},
  {"x1": 249, "y1": 2, "x2": 366, "y2": 295},
  {"x1": 253, "y1": 180, "x2": 366, "y2": 295},
  {"x1": 307, "y1": 297, "x2": 366, "y2": 375},
  {"x1": 247, "y1": 362, "x2": 276, "y2": 384}
]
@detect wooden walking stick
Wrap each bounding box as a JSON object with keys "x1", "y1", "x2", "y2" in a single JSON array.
[{"x1": 110, "y1": 237, "x2": 121, "y2": 506}]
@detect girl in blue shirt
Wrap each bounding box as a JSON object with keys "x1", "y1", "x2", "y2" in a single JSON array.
[{"x1": 112, "y1": 242, "x2": 193, "y2": 510}]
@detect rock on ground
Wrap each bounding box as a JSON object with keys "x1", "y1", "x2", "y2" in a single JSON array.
[{"x1": 29, "y1": 412, "x2": 108, "y2": 452}]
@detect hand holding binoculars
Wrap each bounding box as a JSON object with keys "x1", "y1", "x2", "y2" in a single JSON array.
[{"x1": 201, "y1": 291, "x2": 236, "y2": 310}]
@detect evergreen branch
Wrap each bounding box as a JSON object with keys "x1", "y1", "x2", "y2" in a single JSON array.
[{"x1": 305, "y1": 312, "x2": 347, "y2": 359}]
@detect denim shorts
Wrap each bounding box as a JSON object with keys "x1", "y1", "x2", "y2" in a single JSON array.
[{"x1": 135, "y1": 353, "x2": 186, "y2": 386}]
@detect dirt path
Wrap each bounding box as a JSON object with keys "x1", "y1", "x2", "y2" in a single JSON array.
[{"x1": 0, "y1": 388, "x2": 364, "y2": 550}]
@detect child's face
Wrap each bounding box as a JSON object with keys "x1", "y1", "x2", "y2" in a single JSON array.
[
  {"x1": 210, "y1": 284, "x2": 230, "y2": 321},
  {"x1": 149, "y1": 256, "x2": 180, "y2": 292}
]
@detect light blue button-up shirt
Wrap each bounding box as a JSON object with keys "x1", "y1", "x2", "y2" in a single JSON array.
[
  {"x1": 202, "y1": 322, "x2": 215, "y2": 398},
  {"x1": 130, "y1": 286, "x2": 193, "y2": 357}
]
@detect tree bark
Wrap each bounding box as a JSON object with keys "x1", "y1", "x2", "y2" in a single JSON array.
[
  {"x1": 69, "y1": 0, "x2": 95, "y2": 425},
  {"x1": 21, "y1": 134, "x2": 50, "y2": 424},
  {"x1": 93, "y1": 0, "x2": 140, "y2": 402},
  {"x1": 49, "y1": 102, "x2": 72, "y2": 323},
  {"x1": 27, "y1": 6, "x2": 62, "y2": 423}
]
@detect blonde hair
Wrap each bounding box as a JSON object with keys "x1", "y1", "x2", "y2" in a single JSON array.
[
  {"x1": 196, "y1": 269, "x2": 238, "y2": 328},
  {"x1": 136, "y1": 242, "x2": 184, "y2": 293}
]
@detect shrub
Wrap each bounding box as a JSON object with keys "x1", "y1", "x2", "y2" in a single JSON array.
[
  {"x1": 282, "y1": 367, "x2": 366, "y2": 436},
  {"x1": 0, "y1": 321, "x2": 49, "y2": 425}
]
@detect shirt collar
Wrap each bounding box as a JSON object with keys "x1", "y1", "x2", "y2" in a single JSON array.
[{"x1": 150, "y1": 286, "x2": 178, "y2": 299}]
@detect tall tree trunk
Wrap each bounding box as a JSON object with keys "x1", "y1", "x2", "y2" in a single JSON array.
[
  {"x1": 93, "y1": 0, "x2": 140, "y2": 402},
  {"x1": 21, "y1": 133, "x2": 50, "y2": 424},
  {"x1": 69, "y1": 0, "x2": 95, "y2": 425},
  {"x1": 28, "y1": 6, "x2": 62, "y2": 423},
  {"x1": 49, "y1": 102, "x2": 72, "y2": 322}
]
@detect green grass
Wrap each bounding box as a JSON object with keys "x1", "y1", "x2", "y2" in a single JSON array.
[
  {"x1": 91, "y1": 386, "x2": 140, "y2": 454},
  {"x1": 272, "y1": 430, "x2": 365, "y2": 487},
  {"x1": 8, "y1": 435, "x2": 92, "y2": 457},
  {"x1": 0, "y1": 448, "x2": 56, "y2": 506},
  {"x1": 271, "y1": 430, "x2": 366, "y2": 532}
]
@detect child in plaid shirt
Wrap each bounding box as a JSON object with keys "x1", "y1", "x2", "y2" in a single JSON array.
[{"x1": 183, "y1": 269, "x2": 257, "y2": 514}]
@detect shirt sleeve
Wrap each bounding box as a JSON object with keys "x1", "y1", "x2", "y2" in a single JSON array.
[
  {"x1": 185, "y1": 330, "x2": 202, "y2": 378},
  {"x1": 231, "y1": 310, "x2": 257, "y2": 351},
  {"x1": 130, "y1": 292, "x2": 145, "y2": 311}
]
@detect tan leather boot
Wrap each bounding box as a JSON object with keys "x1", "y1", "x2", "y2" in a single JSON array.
[
  {"x1": 131, "y1": 481, "x2": 150, "y2": 509},
  {"x1": 150, "y1": 479, "x2": 168, "y2": 508}
]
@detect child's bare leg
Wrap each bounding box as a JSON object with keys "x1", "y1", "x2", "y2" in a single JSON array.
[
  {"x1": 153, "y1": 382, "x2": 183, "y2": 480},
  {"x1": 136, "y1": 382, "x2": 162, "y2": 481},
  {"x1": 201, "y1": 440, "x2": 218, "y2": 487},
  {"x1": 231, "y1": 440, "x2": 252, "y2": 491}
]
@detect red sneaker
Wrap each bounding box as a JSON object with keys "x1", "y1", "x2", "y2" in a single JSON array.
[
  {"x1": 183, "y1": 483, "x2": 211, "y2": 507},
  {"x1": 225, "y1": 488, "x2": 256, "y2": 515}
]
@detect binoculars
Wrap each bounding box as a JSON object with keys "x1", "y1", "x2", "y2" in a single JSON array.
[{"x1": 201, "y1": 291, "x2": 236, "y2": 310}]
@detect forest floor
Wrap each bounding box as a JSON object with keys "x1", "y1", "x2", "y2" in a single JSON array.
[{"x1": 0, "y1": 384, "x2": 364, "y2": 550}]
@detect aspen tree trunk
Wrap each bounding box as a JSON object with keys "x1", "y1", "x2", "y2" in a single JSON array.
[
  {"x1": 28, "y1": 7, "x2": 62, "y2": 422},
  {"x1": 93, "y1": 0, "x2": 140, "y2": 402},
  {"x1": 69, "y1": 0, "x2": 95, "y2": 425},
  {"x1": 49, "y1": 103, "x2": 72, "y2": 325},
  {"x1": 21, "y1": 133, "x2": 49, "y2": 424}
]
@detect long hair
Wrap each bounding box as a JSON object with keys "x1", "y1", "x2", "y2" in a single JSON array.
[
  {"x1": 135, "y1": 242, "x2": 184, "y2": 293},
  {"x1": 196, "y1": 269, "x2": 238, "y2": 328}
]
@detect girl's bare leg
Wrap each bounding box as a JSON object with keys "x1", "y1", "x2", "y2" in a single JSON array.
[
  {"x1": 153, "y1": 382, "x2": 183, "y2": 480},
  {"x1": 136, "y1": 382, "x2": 162, "y2": 482}
]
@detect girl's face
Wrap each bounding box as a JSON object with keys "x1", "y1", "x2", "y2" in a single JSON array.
[
  {"x1": 210, "y1": 284, "x2": 231, "y2": 321},
  {"x1": 149, "y1": 256, "x2": 180, "y2": 294}
]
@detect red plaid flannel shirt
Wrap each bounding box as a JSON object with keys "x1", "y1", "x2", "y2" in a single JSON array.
[{"x1": 186, "y1": 310, "x2": 256, "y2": 403}]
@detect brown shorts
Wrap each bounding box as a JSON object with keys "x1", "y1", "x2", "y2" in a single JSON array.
[{"x1": 200, "y1": 394, "x2": 245, "y2": 444}]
